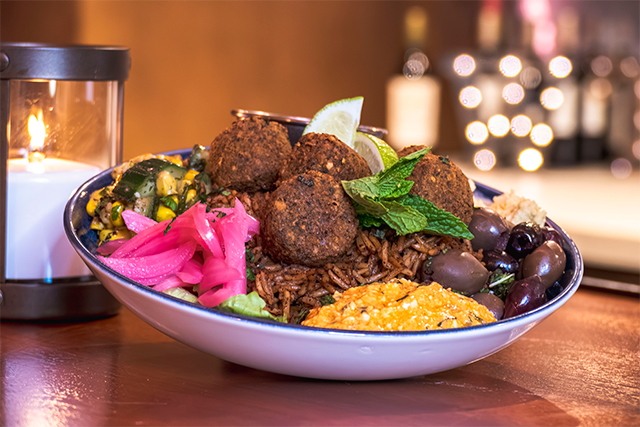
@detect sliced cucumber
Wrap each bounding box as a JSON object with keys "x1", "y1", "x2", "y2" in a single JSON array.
[
  {"x1": 133, "y1": 196, "x2": 159, "y2": 219},
  {"x1": 188, "y1": 145, "x2": 209, "y2": 173}
]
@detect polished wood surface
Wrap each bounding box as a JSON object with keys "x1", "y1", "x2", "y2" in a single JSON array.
[{"x1": 1, "y1": 287, "x2": 638, "y2": 426}]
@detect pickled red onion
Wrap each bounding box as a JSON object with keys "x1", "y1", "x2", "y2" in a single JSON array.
[{"x1": 96, "y1": 200, "x2": 258, "y2": 307}]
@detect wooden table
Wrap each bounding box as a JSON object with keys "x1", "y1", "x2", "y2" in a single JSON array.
[{"x1": 1, "y1": 288, "x2": 638, "y2": 426}]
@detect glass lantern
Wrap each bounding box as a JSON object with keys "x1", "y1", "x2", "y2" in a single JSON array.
[{"x1": 0, "y1": 43, "x2": 130, "y2": 320}]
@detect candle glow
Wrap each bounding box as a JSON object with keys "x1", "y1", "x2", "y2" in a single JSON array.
[{"x1": 27, "y1": 112, "x2": 46, "y2": 173}]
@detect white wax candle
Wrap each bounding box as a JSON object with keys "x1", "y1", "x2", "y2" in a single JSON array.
[{"x1": 6, "y1": 158, "x2": 102, "y2": 281}]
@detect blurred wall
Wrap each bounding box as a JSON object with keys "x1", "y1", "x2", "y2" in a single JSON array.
[{"x1": 1, "y1": 1, "x2": 478, "y2": 159}]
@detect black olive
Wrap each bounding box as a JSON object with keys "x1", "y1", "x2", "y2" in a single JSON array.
[
  {"x1": 542, "y1": 227, "x2": 564, "y2": 247},
  {"x1": 468, "y1": 207, "x2": 512, "y2": 252},
  {"x1": 503, "y1": 275, "x2": 548, "y2": 318},
  {"x1": 421, "y1": 249, "x2": 490, "y2": 295},
  {"x1": 483, "y1": 250, "x2": 519, "y2": 274},
  {"x1": 471, "y1": 292, "x2": 505, "y2": 320},
  {"x1": 506, "y1": 221, "x2": 545, "y2": 259},
  {"x1": 546, "y1": 282, "x2": 564, "y2": 300},
  {"x1": 521, "y1": 240, "x2": 567, "y2": 289}
]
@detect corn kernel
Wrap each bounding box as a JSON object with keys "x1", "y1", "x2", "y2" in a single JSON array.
[
  {"x1": 90, "y1": 216, "x2": 105, "y2": 230},
  {"x1": 156, "y1": 205, "x2": 176, "y2": 222},
  {"x1": 184, "y1": 169, "x2": 199, "y2": 182},
  {"x1": 86, "y1": 189, "x2": 103, "y2": 217},
  {"x1": 100, "y1": 228, "x2": 132, "y2": 244},
  {"x1": 168, "y1": 155, "x2": 184, "y2": 166},
  {"x1": 110, "y1": 202, "x2": 125, "y2": 226},
  {"x1": 99, "y1": 229, "x2": 114, "y2": 244},
  {"x1": 156, "y1": 171, "x2": 177, "y2": 197},
  {"x1": 186, "y1": 189, "x2": 197, "y2": 204}
]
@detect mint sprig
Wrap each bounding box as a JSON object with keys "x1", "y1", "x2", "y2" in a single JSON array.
[{"x1": 342, "y1": 148, "x2": 474, "y2": 239}]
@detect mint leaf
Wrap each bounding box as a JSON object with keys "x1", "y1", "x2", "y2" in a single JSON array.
[
  {"x1": 378, "y1": 148, "x2": 429, "y2": 182},
  {"x1": 342, "y1": 175, "x2": 380, "y2": 199},
  {"x1": 217, "y1": 291, "x2": 286, "y2": 322},
  {"x1": 341, "y1": 146, "x2": 474, "y2": 240},
  {"x1": 380, "y1": 200, "x2": 430, "y2": 234},
  {"x1": 398, "y1": 194, "x2": 474, "y2": 240},
  {"x1": 379, "y1": 179, "x2": 414, "y2": 199},
  {"x1": 343, "y1": 184, "x2": 389, "y2": 217},
  {"x1": 357, "y1": 212, "x2": 385, "y2": 228}
]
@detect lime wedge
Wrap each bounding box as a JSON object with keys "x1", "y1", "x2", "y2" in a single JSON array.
[
  {"x1": 353, "y1": 132, "x2": 399, "y2": 174},
  {"x1": 302, "y1": 97, "x2": 364, "y2": 148}
]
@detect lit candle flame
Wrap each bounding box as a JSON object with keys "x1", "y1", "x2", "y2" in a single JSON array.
[
  {"x1": 27, "y1": 111, "x2": 46, "y2": 172},
  {"x1": 28, "y1": 111, "x2": 46, "y2": 152}
]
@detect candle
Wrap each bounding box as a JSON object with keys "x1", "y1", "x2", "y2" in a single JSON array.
[{"x1": 5, "y1": 113, "x2": 101, "y2": 281}]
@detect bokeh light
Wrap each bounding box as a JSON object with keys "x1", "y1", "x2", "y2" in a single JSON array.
[
  {"x1": 511, "y1": 115, "x2": 533, "y2": 136},
  {"x1": 459, "y1": 86, "x2": 482, "y2": 108},
  {"x1": 636, "y1": 80, "x2": 640, "y2": 99},
  {"x1": 488, "y1": 114, "x2": 510, "y2": 137},
  {"x1": 500, "y1": 55, "x2": 522, "y2": 77},
  {"x1": 611, "y1": 158, "x2": 633, "y2": 179},
  {"x1": 520, "y1": 66, "x2": 542, "y2": 89},
  {"x1": 518, "y1": 148, "x2": 543, "y2": 171},
  {"x1": 503, "y1": 83, "x2": 524, "y2": 104},
  {"x1": 540, "y1": 87, "x2": 564, "y2": 110},
  {"x1": 403, "y1": 50, "x2": 429, "y2": 80},
  {"x1": 621, "y1": 56, "x2": 640, "y2": 78},
  {"x1": 466, "y1": 121, "x2": 489, "y2": 144},
  {"x1": 474, "y1": 149, "x2": 496, "y2": 171},
  {"x1": 635, "y1": 110, "x2": 640, "y2": 131},
  {"x1": 549, "y1": 56, "x2": 572, "y2": 78},
  {"x1": 591, "y1": 55, "x2": 613, "y2": 77},
  {"x1": 589, "y1": 78, "x2": 612, "y2": 99},
  {"x1": 454, "y1": 54, "x2": 476, "y2": 76},
  {"x1": 530, "y1": 124, "x2": 553, "y2": 146},
  {"x1": 632, "y1": 140, "x2": 640, "y2": 160}
]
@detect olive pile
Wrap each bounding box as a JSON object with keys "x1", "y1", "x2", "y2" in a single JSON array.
[{"x1": 420, "y1": 207, "x2": 567, "y2": 320}]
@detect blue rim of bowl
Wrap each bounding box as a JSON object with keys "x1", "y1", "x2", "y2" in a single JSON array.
[{"x1": 64, "y1": 150, "x2": 583, "y2": 337}]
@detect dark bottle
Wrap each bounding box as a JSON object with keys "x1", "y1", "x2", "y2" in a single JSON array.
[{"x1": 386, "y1": 5, "x2": 442, "y2": 153}]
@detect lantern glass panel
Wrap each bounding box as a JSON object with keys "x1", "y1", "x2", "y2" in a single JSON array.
[{"x1": 8, "y1": 79, "x2": 120, "y2": 169}]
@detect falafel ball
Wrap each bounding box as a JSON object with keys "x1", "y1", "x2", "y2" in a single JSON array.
[
  {"x1": 206, "y1": 117, "x2": 291, "y2": 192},
  {"x1": 261, "y1": 170, "x2": 358, "y2": 267},
  {"x1": 278, "y1": 132, "x2": 371, "y2": 184},
  {"x1": 400, "y1": 145, "x2": 475, "y2": 225}
]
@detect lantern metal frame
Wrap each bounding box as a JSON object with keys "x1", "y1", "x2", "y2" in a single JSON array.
[{"x1": 0, "y1": 43, "x2": 130, "y2": 320}]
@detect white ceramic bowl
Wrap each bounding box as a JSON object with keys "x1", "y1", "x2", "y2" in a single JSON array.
[{"x1": 64, "y1": 148, "x2": 583, "y2": 381}]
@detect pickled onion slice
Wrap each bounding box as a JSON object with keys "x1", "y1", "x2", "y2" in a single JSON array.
[
  {"x1": 122, "y1": 209, "x2": 157, "y2": 233},
  {"x1": 98, "y1": 242, "x2": 196, "y2": 280},
  {"x1": 96, "y1": 200, "x2": 258, "y2": 308},
  {"x1": 176, "y1": 258, "x2": 204, "y2": 284},
  {"x1": 154, "y1": 275, "x2": 186, "y2": 292}
]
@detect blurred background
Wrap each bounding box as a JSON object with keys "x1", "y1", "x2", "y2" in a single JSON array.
[{"x1": 2, "y1": 0, "x2": 639, "y2": 284}]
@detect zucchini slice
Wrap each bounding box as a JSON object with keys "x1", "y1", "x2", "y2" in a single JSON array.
[{"x1": 113, "y1": 158, "x2": 187, "y2": 202}]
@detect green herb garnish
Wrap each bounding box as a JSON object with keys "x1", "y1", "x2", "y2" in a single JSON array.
[
  {"x1": 320, "y1": 294, "x2": 336, "y2": 306},
  {"x1": 341, "y1": 148, "x2": 474, "y2": 239},
  {"x1": 163, "y1": 217, "x2": 177, "y2": 235},
  {"x1": 161, "y1": 195, "x2": 178, "y2": 211},
  {"x1": 485, "y1": 269, "x2": 515, "y2": 300}
]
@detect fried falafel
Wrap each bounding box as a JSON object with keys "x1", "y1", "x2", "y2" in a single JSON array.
[
  {"x1": 207, "y1": 117, "x2": 291, "y2": 192},
  {"x1": 399, "y1": 145, "x2": 475, "y2": 225},
  {"x1": 278, "y1": 132, "x2": 371, "y2": 184},
  {"x1": 261, "y1": 170, "x2": 358, "y2": 267}
]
